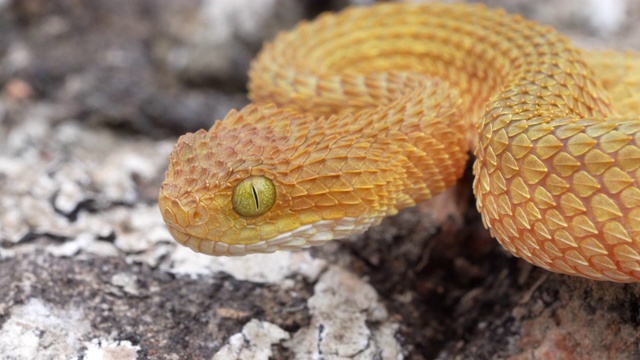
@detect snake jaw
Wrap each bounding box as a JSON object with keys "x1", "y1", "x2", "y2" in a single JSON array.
[{"x1": 163, "y1": 214, "x2": 380, "y2": 256}]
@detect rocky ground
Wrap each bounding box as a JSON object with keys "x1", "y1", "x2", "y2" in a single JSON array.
[{"x1": 1, "y1": 0, "x2": 640, "y2": 359}]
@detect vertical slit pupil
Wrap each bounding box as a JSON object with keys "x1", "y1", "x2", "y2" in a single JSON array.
[{"x1": 251, "y1": 184, "x2": 260, "y2": 210}]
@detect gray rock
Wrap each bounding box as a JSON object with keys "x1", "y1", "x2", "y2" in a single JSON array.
[{"x1": 1, "y1": 1, "x2": 640, "y2": 359}]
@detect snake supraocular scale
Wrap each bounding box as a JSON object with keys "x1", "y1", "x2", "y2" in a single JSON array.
[{"x1": 158, "y1": 3, "x2": 640, "y2": 282}]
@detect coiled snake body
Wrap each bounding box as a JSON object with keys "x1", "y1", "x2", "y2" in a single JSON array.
[{"x1": 159, "y1": 3, "x2": 640, "y2": 282}]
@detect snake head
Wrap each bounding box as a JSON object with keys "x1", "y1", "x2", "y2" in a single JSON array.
[
  {"x1": 158, "y1": 105, "x2": 382, "y2": 256},
  {"x1": 158, "y1": 112, "x2": 287, "y2": 255}
]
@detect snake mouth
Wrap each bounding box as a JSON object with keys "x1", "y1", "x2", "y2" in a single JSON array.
[
  {"x1": 165, "y1": 222, "x2": 323, "y2": 256},
  {"x1": 165, "y1": 225, "x2": 270, "y2": 256},
  {"x1": 166, "y1": 216, "x2": 379, "y2": 256}
]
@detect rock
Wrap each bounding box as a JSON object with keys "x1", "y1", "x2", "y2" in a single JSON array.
[{"x1": 1, "y1": 1, "x2": 640, "y2": 359}]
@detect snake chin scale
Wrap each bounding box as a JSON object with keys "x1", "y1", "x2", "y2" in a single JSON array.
[{"x1": 165, "y1": 216, "x2": 377, "y2": 256}]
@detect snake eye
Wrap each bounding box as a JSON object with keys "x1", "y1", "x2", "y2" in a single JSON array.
[{"x1": 232, "y1": 176, "x2": 276, "y2": 217}]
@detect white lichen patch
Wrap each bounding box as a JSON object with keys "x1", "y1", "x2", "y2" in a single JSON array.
[
  {"x1": 284, "y1": 266, "x2": 403, "y2": 360},
  {"x1": 0, "y1": 104, "x2": 173, "y2": 264},
  {"x1": 109, "y1": 272, "x2": 141, "y2": 296},
  {"x1": 0, "y1": 298, "x2": 91, "y2": 359},
  {"x1": 47, "y1": 232, "x2": 119, "y2": 258},
  {"x1": 168, "y1": 247, "x2": 327, "y2": 284},
  {"x1": 110, "y1": 204, "x2": 173, "y2": 253},
  {"x1": 212, "y1": 319, "x2": 290, "y2": 360},
  {"x1": 82, "y1": 338, "x2": 140, "y2": 360}
]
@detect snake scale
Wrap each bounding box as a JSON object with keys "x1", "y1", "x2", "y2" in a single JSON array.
[{"x1": 158, "y1": 2, "x2": 640, "y2": 282}]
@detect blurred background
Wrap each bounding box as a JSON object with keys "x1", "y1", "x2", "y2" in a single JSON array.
[{"x1": 1, "y1": 0, "x2": 639, "y2": 138}]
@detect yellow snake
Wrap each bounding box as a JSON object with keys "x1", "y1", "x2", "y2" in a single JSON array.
[{"x1": 158, "y1": 3, "x2": 640, "y2": 282}]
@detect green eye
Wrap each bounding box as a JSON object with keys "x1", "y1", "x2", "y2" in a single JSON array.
[{"x1": 232, "y1": 176, "x2": 276, "y2": 217}]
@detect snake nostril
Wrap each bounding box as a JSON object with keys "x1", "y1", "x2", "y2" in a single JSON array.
[{"x1": 187, "y1": 201, "x2": 210, "y2": 225}]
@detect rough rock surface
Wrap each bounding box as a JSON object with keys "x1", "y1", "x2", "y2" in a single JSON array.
[{"x1": 1, "y1": 0, "x2": 640, "y2": 359}]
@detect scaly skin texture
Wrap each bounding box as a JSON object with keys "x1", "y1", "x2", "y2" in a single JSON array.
[{"x1": 159, "y1": 3, "x2": 640, "y2": 282}]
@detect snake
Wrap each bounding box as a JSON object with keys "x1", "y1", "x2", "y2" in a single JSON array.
[{"x1": 158, "y1": 2, "x2": 640, "y2": 282}]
